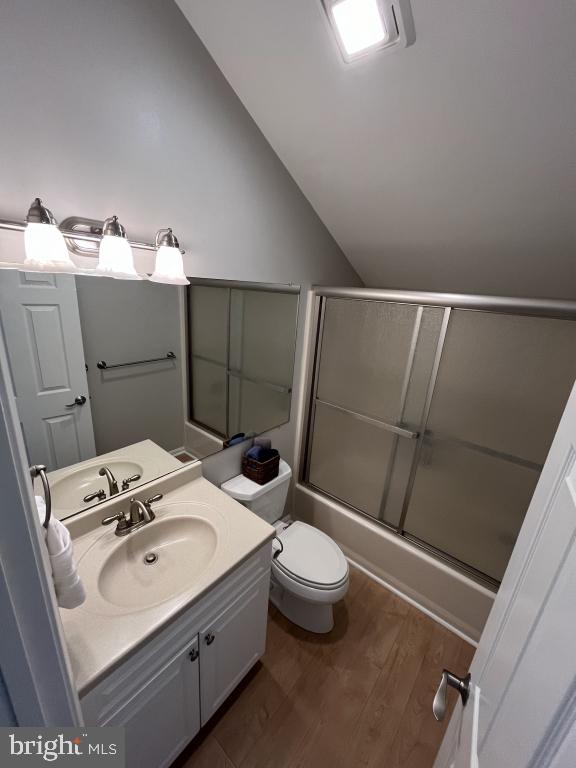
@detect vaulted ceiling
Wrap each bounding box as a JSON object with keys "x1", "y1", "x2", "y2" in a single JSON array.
[{"x1": 176, "y1": 0, "x2": 576, "y2": 299}]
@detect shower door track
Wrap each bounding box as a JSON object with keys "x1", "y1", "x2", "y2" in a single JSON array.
[
  {"x1": 312, "y1": 287, "x2": 576, "y2": 320},
  {"x1": 300, "y1": 287, "x2": 576, "y2": 589}
]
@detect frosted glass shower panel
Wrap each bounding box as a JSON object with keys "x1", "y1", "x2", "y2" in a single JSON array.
[
  {"x1": 230, "y1": 289, "x2": 298, "y2": 390},
  {"x1": 188, "y1": 282, "x2": 299, "y2": 440},
  {"x1": 189, "y1": 285, "x2": 229, "y2": 364},
  {"x1": 191, "y1": 357, "x2": 227, "y2": 435},
  {"x1": 424, "y1": 311, "x2": 576, "y2": 464},
  {"x1": 317, "y1": 299, "x2": 420, "y2": 423},
  {"x1": 308, "y1": 401, "x2": 397, "y2": 519},
  {"x1": 405, "y1": 439, "x2": 540, "y2": 580},
  {"x1": 228, "y1": 376, "x2": 291, "y2": 436},
  {"x1": 403, "y1": 309, "x2": 576, "y2": 580}
]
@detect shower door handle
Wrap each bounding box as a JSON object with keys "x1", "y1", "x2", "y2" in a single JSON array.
[
  {"x1": 395, "y1": 426, "x2": 419, "y2": 439},
  {"x1": 433, "y1": 670, "x2": 471, "y2": 721}
]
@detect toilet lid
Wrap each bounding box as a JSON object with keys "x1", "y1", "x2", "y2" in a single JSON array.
[{"x1": 274, "y1": 522, "x2": 348, "y2": 587}]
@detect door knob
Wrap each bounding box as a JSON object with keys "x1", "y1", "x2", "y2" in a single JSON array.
[
  {"x1": 433, "y1": 670, "x2": 471, "y2": 721},
  {"x1": 188, "y1": 648, "x2": 199, "y2": 662},
  {"x1": 205, "y1": 633, "x2": 215, "y2": 645},
  {"x1": 65, "y1": 395, "x2": 87, "y2": 408}
]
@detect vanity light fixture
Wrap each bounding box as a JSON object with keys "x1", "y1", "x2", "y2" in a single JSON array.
[
  {"x1": 149, "y1": 228, "x2": 189, "y2": 286},
  {"x1": 23, "y1": 198, "x2": 79, "y2": 274},
  {"x1": 0, "y1": 202, "x2": 188, "y2": 285},
  {"x1": 322, "y1": 0, "x2": 415, "y2": 62},
  {"x1": 95, "y1": 216, "x2": 142, "y2": 280}
]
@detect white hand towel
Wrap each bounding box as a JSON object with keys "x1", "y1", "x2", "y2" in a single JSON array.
[{"x1": 36, "y1": 496, "x2": 86, "y2": 609}]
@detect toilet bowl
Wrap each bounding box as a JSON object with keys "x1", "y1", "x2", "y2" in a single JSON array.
[{"x1": 221, "y1": 459, "x2": 349, "y2": 633}]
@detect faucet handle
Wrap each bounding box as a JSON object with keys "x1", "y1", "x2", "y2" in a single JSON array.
[
  {"x1": 101, "y1": 510, "x2": 128, "y2": 529},
  {"x1": 121, "y1": 474, "x2": 142, "y2": 491},
  {"x1": 146, "y1": 493, "x2": 163, "y2": 506}
]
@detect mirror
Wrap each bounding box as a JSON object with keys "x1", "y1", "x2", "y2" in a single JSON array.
[
  {"x1": 188, "y1": 283, "x2": 299, "y2": 447},
  {"x1": 0, "y1": 271, "x2": 299, "y2": 520}
]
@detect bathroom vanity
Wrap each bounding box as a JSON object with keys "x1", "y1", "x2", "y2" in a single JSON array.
[{"x1": 61, "y1": 463, "x2": 274, "y2": 768}]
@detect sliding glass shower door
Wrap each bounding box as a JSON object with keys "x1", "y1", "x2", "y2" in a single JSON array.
[
  {"x1": 304, "y1": 294, "x2": 576, "y2": 585},
  {"x1": 402, "y1": 309, "x2": 576, "y2": 581},
  {"x1": 307, "y1": 298, "x2": 445, "y2": 528}
]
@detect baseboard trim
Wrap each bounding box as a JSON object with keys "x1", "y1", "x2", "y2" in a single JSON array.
[{"x1": 346, "y1": 554, "x2": 478, "y2": 648}]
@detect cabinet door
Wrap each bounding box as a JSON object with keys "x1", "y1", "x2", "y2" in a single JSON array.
[
  {"x1": 200, "y1": 572, "x2": 270, "y2": 724},
  {"x1": 104, "y1": 637, "x2": 200, "y2": 768}
]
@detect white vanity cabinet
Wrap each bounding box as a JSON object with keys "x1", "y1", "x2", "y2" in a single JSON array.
[
  {"x1": 81, "y1": 544, "x2": 271, "y2": 768},
  {"x1": 199, "y1": 571, "x2": 270, "y2": 722},
  {"x1": 103, "y1": 636, "x2": 201, "y2": 768}
]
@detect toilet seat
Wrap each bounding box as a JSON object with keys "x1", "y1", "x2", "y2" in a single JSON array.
[{"x1": 272, "y1": 522, "x2": 349, "y2": 598}]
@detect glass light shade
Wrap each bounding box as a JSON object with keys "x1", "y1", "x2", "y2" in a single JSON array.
[
  {"x1": 331, "y1": 0, "x2": 387, "y2": 56},
  {"x1": 96, "y1": 235, "x2": 142, "y2": 280},
  {"x1": 23, "y1": 222, "x2": 78, "y2": 274},
  {"x1": 149, "y1": 245, "x2": 189, "y2": 285}
]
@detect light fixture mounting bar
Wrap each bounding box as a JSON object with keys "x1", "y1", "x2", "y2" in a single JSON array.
[{"x1": 0, "y1": 217, "x2": 185, "y2": 255}]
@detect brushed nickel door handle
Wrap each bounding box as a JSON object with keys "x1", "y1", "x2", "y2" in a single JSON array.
[
  {"x1": 65, "y1": 395, "x2": 87, "y2": 407},
  {"x1": 433, "y1": 670, "x2": 471, "y2": 721}
]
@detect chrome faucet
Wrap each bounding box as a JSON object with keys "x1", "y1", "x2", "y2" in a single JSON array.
[
  {"x1": 99, "y1": 466, "x2": 119, "y2": 496},
  {"x1": 101, "y1": 494, "x2": 163, "y2": 536}
]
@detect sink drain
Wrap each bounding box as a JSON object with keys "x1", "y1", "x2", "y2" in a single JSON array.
[{"x1": 144, "y1": 552, "x2": 158, "y2": 565}]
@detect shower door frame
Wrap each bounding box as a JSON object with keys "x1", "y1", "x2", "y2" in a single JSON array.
[{"x1": 300, "y1": 287, "x2": 576, "y2": 589}]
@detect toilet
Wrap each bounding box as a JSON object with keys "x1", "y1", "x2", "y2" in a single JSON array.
[{"x1": 221, "y1": 459, "x2": 349, "y2": 633}]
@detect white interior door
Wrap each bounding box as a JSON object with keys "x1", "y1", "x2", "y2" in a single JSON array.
[
  {"x1": 0, "y1": 270, "x2": 95, "y2": 469},
  {"x1": 434, "y1": 378, "x2": 576, "y2": 768}
]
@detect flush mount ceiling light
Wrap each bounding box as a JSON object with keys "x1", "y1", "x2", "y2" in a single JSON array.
[
  {"x1": 322, "y1": 0, "x2": 415, "y2": 62},
  {"x1": 149, "y1": 228, "x2": 189, "y2": 286},
  {"x1": 23, "y1": 198, "x2": 79, "y2": 274},
  {"x1": 95, "y1": 215, "x2": 143, "y2": 280}
]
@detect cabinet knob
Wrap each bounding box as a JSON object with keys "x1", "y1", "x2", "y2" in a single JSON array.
[
  {"x1": 188, "y1": 648, "x2": 199, "y2": 662},
  {"x1": 205, "y1": 633, "x2": 215, "y2": 646}
]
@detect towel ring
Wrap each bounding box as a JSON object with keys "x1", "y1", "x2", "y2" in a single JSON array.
[{"x1": 30, "y1": 464, "x2": 52, "y2": 529}]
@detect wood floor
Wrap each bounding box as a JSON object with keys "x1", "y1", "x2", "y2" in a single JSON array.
[{"x1": 172, "y1": 566, "x2": 474, "y2": 768}]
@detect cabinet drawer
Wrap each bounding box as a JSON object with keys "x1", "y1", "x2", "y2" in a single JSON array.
[{"x1": 82, "y1": 543, "x2": 270, "y2": 723}]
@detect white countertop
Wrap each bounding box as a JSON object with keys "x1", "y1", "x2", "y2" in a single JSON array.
[{"x1": 60, "y1": 466, "x2": 274, "y2": 695}]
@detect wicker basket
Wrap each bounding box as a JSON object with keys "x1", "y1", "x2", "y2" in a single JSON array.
[{"x1": 242, "y1": 453, "x2": 280, "y2": 485}]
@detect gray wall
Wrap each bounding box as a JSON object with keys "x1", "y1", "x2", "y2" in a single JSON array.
[
  {"x1": 0, "y1": 670, "x2": 16, "y2": 726},
  {"x1": 76, "y1": 277, "x2": 184, "y2": 454},
  {"x1": 0, "y1": 0, "x2": 360, "y2": 288},
  {"x1": 0, "y1": 1, "x2": 360, "y2": 492}
]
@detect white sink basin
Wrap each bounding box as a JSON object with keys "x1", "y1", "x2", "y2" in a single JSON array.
[
  {"x1": 97, "y1": 517, "x2": 218, "y2": 610},
  {"x1": 51, "y1": 460, "x2": 144, "y2": 510},
  {"x1": 78, "y1": 503, "x2": 224, "y2": 613}
]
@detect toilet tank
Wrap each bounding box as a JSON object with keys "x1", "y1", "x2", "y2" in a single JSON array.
[{"x1": 220, "y1": 459, "x2": 292, "y2": 524}]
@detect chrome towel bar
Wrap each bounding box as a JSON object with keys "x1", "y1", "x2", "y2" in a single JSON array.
[{"x1": 97, "y1": 351, "x2": 176, "y2": 370}]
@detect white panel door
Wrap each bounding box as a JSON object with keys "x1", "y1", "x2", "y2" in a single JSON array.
[
  {"x1": 199, "y1": 572, "x2": 270, "y2": 724},
  {"x1": 0, "y1": 271, "x2": 95, "y2": 469},
  {"x1": 435, "y1": 379, "x2": 576, "y2": 768}
]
